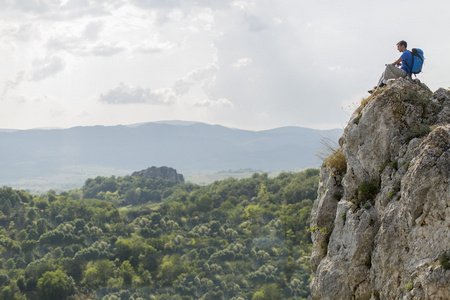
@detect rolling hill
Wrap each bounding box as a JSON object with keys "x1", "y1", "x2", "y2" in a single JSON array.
[{"x1": 0, "y1": 121, "x2": 342, "y2": 190}]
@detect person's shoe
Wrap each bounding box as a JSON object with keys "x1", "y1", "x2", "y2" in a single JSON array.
[{"x1": 369, "y1": 83, "x2": 387, "y2": 93}]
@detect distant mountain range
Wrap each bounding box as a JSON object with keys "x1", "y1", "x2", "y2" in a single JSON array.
[{"x1": 0, "y1": 121, "x2": 343, "y2": 190}]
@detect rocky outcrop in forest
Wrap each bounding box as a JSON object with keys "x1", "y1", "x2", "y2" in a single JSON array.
[
  {"x1": 310, "y1": 78, "x2": 450, "y2": 299},
  {"x1": 132, "y1": 166, "x2": 185, "y2": 183}
]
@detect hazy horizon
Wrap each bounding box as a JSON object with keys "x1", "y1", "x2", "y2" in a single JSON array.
[{"x1": 0, "y1": 119, "x2": 346, "y2": 132}]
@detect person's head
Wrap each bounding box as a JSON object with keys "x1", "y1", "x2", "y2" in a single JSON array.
[{"x1": 397, "y1": 40, "x2": 407, "y2": 52}]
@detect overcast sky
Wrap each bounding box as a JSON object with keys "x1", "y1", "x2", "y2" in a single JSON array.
[{"x1": 1, "y1": 0, "x2": 448, "y2": 131}]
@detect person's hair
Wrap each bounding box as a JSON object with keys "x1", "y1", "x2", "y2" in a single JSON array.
[{"x1": 397, "y1": 40, "x2": 407, "y2": 48}]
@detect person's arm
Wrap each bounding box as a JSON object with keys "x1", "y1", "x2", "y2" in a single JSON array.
[{"x1": 392, "y1": 57, "x2": 403, "y2": 67}]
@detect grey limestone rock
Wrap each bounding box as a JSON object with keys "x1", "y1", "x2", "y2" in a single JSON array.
[{"x1": 310, "y1": 78, "x2": 450, "y2": 300}]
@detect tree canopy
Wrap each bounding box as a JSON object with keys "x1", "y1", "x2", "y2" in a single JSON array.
[{"x1": 0, "y1": 169, "x2": 319, "y2": 299}]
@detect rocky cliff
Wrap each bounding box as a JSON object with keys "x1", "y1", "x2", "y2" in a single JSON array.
[
  {"x1": 310, "y1": 78, "x2": 450, "y2": 299},
  {"x1": 132, "y1": 166, "x2": 185, "y2": 183}
]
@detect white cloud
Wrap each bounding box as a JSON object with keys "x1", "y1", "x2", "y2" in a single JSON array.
[
  {"x1": 232, "y1": 58, "x2": 252, "y2": 68},
  {"x1": 173, "y1": 64, "x2": 219, "y2": 96},
  {"x1": 46, "y1": 34, "x2": 127, "y2": 57},
  {"x1": 231, "y1": 1, "x2": 255, "y2": 10},
  {"x1": 273, "y1": 18, "x2": 282, "y2": 24},
  {"x1": 328, "y1": 65, "x2": 354, "y2": 72},
  {"x1": 99, "y1": 83, "x2": 176, "y2": 105},
  {"x1": 193, "y1": 97, "x2": 234, "y2": 108},
  {"x1": 135, "y1": 38, "x2": 176, "y2": 54}
]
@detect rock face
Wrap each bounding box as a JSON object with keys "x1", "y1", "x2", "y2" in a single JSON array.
[
  {"x1": 132, "y1": 166, "x2": 185, "y2": 183},
  {"x1": 310, "y1": 78, "x2": 450, "y2": 300}
]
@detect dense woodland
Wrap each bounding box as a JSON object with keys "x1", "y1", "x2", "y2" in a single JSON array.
[{"x1": 0, "y1": 169, "x2": 319, "y2": 299}]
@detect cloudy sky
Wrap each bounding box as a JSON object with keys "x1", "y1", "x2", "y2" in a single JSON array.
[{"x1": 1, "y1": 0, "x2": 448, "y2": 131}]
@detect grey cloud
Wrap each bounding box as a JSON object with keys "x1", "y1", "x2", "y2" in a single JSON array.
[
  {"x1": 49, "y1": 106, "x2": 66, "y2": 118},
  {"x1": 11, "y1": 0, "x2": 118, "y2": 19},
  {"x1": 100, "y1": 64, "x2": 220, "y2": 105},
  {"x1": 59, "y1": 0, "x2": 116, "y2": 19},
  {"x1": 130, "y1": 0, "x2": 232, "y2": 9},
  {"x1": 90, "y1": 41, "x2": 125, "y2": 57},
  {"x1": 130, "y1": 0, "x2": 233, "y2": 26},
  {"x1": 136, "y1": 46, "x2": 163, "y2": 54},
  {"x1": 2, "y1": 56, "x2": 65, "y2": 96},
  {"x1": 173, "y1": 80, "x2": 191, "y2": 96},
  {"x1": 83, "y1": 21, "x2": 104, "y2": 40},
  {"x1": 99, "y1": 83, "x2": 175, "y2": 105},
  {"x1": 189, "y1": 0, "x2": 231, "y2": 9},
  {"x1": 46, "y1": 35, "x2": 126, "y2": 57},
  {"x1": 46, "y1": 36, "x2": 79, "y2": 52},
  {"x1": 1, "y1": 23, "x2": 42, "y2": 41},
  {"x1": 244, "y1": 14, "x2": 268, "y2": 32},
  {"x1": 14, "y1": 0, "x2": 52, "y2": 13},
  {"x1": 130, "y1": 0, "x2": 182, "y2": 9},
  {"x1": 2, "y1": 71, "x2": 26, "y2": 97},
  {"x1": 76, "y1": 111, "x2": 90, "y2": 119},
  {"x1": 31, "y1": 55, "x2": 65, "y2": 81}
]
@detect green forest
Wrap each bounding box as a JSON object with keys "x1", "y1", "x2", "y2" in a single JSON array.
[{"x1": 0, "y1": 169, "x2": 319, "y2": 300}]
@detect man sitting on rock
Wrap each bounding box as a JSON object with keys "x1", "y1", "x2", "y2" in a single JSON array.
[{"x1": 369, "y1": 40, "x2": 413, "y2": 93}]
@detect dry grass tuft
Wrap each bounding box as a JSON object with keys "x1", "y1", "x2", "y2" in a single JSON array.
[{"x1": 324, "y1": 148, "x2": 347, "y2": 174}]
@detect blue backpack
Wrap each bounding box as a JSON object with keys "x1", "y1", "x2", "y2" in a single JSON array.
[{"x1": 408, "y1": 48, "x2": 424, "y2": 76}]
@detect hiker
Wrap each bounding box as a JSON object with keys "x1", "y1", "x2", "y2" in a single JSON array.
[{"x1": 369, "y1": 40, "x2": 413, "y2": 93}]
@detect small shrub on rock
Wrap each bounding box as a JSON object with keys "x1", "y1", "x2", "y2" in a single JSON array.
[
  {"x1": 356, "y1": 181, "x2": 379, "y2": 206},
  {"x1": 403, "y1": 90, "x2": 429, "y2": 107},
  {"x1": 439, "y1": 251, "x2": 450, "y2": 269},
  {"x1": 405, "y1": 124, "x2": 431, "y2": 142}
]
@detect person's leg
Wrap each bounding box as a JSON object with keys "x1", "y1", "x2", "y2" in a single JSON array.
[
  {"x1": 382, "y1": 64, "x2": 407, "y2": 83},
  {"x1": 370, "y1": 65, "x2": 407, "y2": 93},
  {"x1": 377, "y1": 72, "x2": 386, "y2": 87}
]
